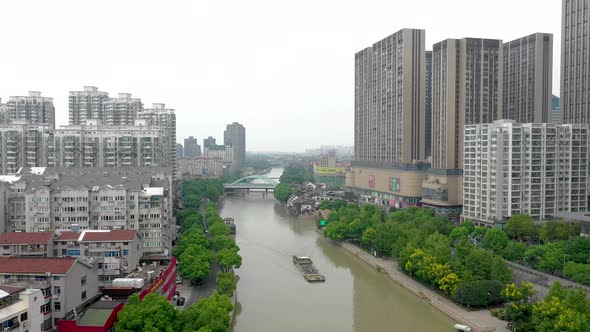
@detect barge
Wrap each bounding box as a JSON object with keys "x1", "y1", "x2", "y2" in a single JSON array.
[{"x1": 293, "y1": 256, "x2": 325, "y2": 282}]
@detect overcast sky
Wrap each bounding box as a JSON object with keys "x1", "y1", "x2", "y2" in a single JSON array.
[{"x1": 0, "y1": 0, "x2": 561, "y2": 152}]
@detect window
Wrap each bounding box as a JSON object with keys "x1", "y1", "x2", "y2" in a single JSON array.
[
  {"x1": 81, "y1": 276, "x2": 86, "y2": 286},
  {"x1": 53, "y1": 276, "x2": 61, "y2": 281},
  {"x1": 41, "y1": 303, "x2": 51, "y2": 313},
  {"x1": 81, "y1": 291, "x2": 87, "y2": 301},
  {"x1": 54, "y1": 286, "x2": 61, "y2": 295},
  {"x1": 54, "y1": 302, "x2": 61, "y2": 311},
  {"x1": 20, "y1": 312, "x2": 27, "y2": 321},
  {"x1": 123, "y1": 249, "x2": 129, "y2": 256}
]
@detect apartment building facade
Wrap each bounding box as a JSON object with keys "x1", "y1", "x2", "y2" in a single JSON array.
[
  {"x1": 137, "y1": 103, "x2": 177, "y2": 175},
  {"x1": 176, "y1": 157, "x2": 224, "y2": 179},
  {"x1": 68, "y1": 86, "x2": 110, "y2": 125},
  {"x1": 0, "y1": 257, "x2": 98, "y2": 330},
  {"x1": 55, "y1": 230, "x2": 142, "y2": 287},
  {"x1": 224, "y1": 122, "x2": 246, "y2": 172},
  {"x1": 462, "y1": 120, "x2": 588, "y2": 226},
  {"x1": 561, "y1": 0, "x2": 590, "y2": 124},
  {"x1": 5, "y1": 91, "x2": 55, "y2": 129},
  {"x1": 0, "y1": 232, "x2": 54, "y2": 257},
  {"x1": 503, "y1": 33, "x2": 553, "y2": 123},
  {"x1": 0, "y1": 287, "x2": 43, "y2": 332},
  {"x1": 0, "y1": 167, "x2": 175, "y2": 256},
  {"x1": 183, "y1": 136, "x2": 200, "y2": 158}
]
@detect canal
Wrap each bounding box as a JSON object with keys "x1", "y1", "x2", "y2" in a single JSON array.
[{"x1": 221, "y1": 168, "x2": 456, "y2": 332}]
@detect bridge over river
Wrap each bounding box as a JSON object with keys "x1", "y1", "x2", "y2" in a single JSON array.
[{"x1": 223, "y1": 175, "x2": 279, "y2": 192}]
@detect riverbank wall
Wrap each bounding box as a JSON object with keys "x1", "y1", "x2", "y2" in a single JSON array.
[{"x1": 330, "y1": 239, "x2": 507, "y2": 332}]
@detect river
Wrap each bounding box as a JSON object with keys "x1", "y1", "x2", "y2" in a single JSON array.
[{"x1": 221, "y1": 168, "x2": 456, "y2": 332}]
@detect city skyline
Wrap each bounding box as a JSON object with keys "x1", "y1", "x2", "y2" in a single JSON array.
[{"x1": 0, "y1": 0, "x2": 560, "y2": 152}]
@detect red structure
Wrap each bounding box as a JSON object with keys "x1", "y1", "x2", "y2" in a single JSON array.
[{"x1": 58, "y1": 258, "x2": 177, "y2": 332}]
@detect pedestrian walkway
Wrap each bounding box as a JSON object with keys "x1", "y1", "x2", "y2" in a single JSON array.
[{"x1": 333, "y1": 240, "x2": 509, "y2": 332}]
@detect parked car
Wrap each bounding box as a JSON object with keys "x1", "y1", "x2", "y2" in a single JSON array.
[
  {"x1": 174, "y1": 291, "x2": 180, "y2": 297},
  {"x1": 175, "y1": 277, "x2": 183, "y2": 284},
  {"x1": 177, "y1": 297, "x2": 185, "y2": 306}
]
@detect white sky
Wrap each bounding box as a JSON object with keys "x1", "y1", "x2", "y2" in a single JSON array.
[{"x1": 0, "y1": 0, "x2": 561, "y2": 152}]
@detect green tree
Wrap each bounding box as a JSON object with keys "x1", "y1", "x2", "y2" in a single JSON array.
[
  {"x1": 502, "y1": 241, "x2": 527, "y2": 261},
  {"x1": 211, "y1": 235, "x2": 237, "y2": 252},
  {"x1": 116, "y1": 293, "x2": 181, "y2": 332},
  {"x1": 324, "y1": 221, "x2": 348, "y2": 241},
  {"x1": 423, "y1": 232, "x2": 451, "y2": 264},
  {"x1": 205, "y1": 185, "x2": 220, "y2": 202},
  {"x1": 179, "y1": 245, "x2": 213, "y2": 282},
  {"x1": 505, "y1": 214, "x2": 537, "y2": 241},
  {"x1": 180, "y1": 291, "x2": 233, "y2": 332},
  {"x1": 216, "y1": 272, "x2": 237, "y2": 297},
  {"x1": 217, "y1": 248, "x2": 242, "y2": 272},
  {"x1": 208, "y1": 222, "x2": 231, "y2": 237},
  {"x1": 361, "y1": 227, "x2": 377, "y2": 247},
  {"x1": 449, "y1": 226, "x2": 470, "y2": 243},
  {"x1": 482, "y1": 228, "x2": 509, "y2": 254},
  {"x1": 273, "y1": 183, "x2": 292, "y2": 203},
  {"x1": 540, "y1": 221, "x2": 580, "y2": 243},
  {"x1": 564, "y1": 262, "x2": 590, "y2": 285}
]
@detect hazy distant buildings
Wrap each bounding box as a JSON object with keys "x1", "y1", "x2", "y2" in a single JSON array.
[
  {"x1": 319, "y1": 150, "x2": 337, "y2": 168},
  {"x1": 104, "y1": 93, "x2": 143, "y2": 126},
  {"x1": 561, "y1": 0, "x2": 590, "y2": 124},
  {"x1": 203, "y1": 136, "x2": 216, "y2": 149},
  {"x1": 503, "y1": 33, "x2": 553, "y2": 123},
  {"x1": 184, "y1": 136, "x2": 200, "y2": 158},
  {"x1": 462, "y1": 120, "x2": 588, "y2": 225},
  {"x1": 5, "y1": 91, "x2": 55, "y2": 129},
  {"x1": 425, "y1": 51, "x2": 433, "y2": 160},
  {"x1": 176, "y1": 144, "x2": 184, "y2": 158},
  {"x1": 347, "y1": 29, "x2": 428, "y2": 209},
  {"x1": 552, "y1": 95, "x2": 561, "y2": 124},
  {"x1": 177, "y1": 157, "x2": 224, "y2": 178},
  {"x1": 224, "y1": 122, "x2": 246, "y2": 172}
]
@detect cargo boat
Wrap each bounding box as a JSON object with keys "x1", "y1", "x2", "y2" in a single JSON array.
[{"x1": 293, "y1": 256, "x2": 325, "y2": 282}]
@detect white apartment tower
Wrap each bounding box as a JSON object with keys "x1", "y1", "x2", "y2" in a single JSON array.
[
  {"x1": 69, "y1": 86, "x2": 110, "y2": 125},
  {"x1": 104, "y1": 93, "x2": 143, "y2": 126},
  {"x1": 462, "y1": 120, "x2": 588, "y2": 226},
  {"x1": 137, "y1": 103, "x2": 177, "y2": 175}
]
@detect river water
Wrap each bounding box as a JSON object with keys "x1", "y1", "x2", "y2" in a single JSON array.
[{"x1": 221, "y1": 168, "x2": 455, "y2": 332}]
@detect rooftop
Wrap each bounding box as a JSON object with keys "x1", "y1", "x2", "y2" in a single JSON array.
[
  {"x1": 81, "y1": 230, "x2": 137, "y2": 242},
  {"x1": 77, "y1": 301, "x2": 122, "y2": 326},
  {"x1": 0, "y1": 257, "x2": 76, "y2": 274},
  {"x1": 0, "y1": 232, "x2": 53, "y2": 245}
]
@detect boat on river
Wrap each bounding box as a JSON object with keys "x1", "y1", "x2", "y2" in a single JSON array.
[{"x1": 293, "y1": 256, "x2": 325, "y2": 282}]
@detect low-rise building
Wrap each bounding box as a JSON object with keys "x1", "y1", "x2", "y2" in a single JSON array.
[
  {"x1": 0, "y1": 257, "x2": 99, "y2": 330},
  {"x1": 0, "y1": 232, "x2": 54, "y2": 257},
  {"x1": 55, "y1": 230, "x2": 143, "y2": 287},
  {"x1": 0, "y1": 286, "x2": 43, "y2": 332}
]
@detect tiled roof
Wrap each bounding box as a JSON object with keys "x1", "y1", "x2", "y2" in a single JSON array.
[
  {"x1": 0, "y1": 232, "x2": 54, "y2": 245},
  {"x1": 56, "y1": 231, "x2": 80, "y2": 241},
  {"x1": 0, "y1": 257, "x2": 76, "y2": 274},
  {"x1": 81, "y1": 230, "x2": 137, "y2": 242}
]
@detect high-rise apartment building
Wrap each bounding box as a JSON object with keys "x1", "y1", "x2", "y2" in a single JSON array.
[
  {"x1": 104, "y1": 93, "x2": 143, "y2": 126},
  {"x1": 462, "y1": 120, "x2": 588, "y2": 226},
  {"x1": 0, "y1": 122, "x2": 53, "y2": 174},
  {"x1": 224, "y1": 122, "x2": 246, "y2": 171},
  {"x1": 552, "y1": 95, "x2": 561, "y2": 124},
  {"x1": 430, "y1": 38, "x2": 503, "y2": 170},
  {"x1": 203, "y1": 136, "x2": 217, "y2": 149},
  {"x1": 0, "y1": 98, "x2": 8, "y2": 124},
  {"x1": 184, "y1": 136, "x2": 200, "y2": 157},
  {"x1": 51, "y1": 121, "x2": 172, "y2": 168},
  {"x1": 503, "y1": 33, "x2": 553, "y2": 123},
  {"x1": 347, "y1": 29, "x2": 428, "y2": 209},
  {"x1": 68, "y1": 86, "x2": 110, "y2": 125},
  {"x1": 561, "y1": 0, "x2": 590, "y2": 124},
  {"x1": 425, "y1": 51, "x2": 433, "y2": 160},
  {"x1": 354, "y1": 28, "x2": 426, "y2": 164},
  {"x1": 137, "y1": 103, "x2": 177, "y2": 175},
  {"x1": 6, "y1": 91, "x2": 55, "y2": 129}
]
